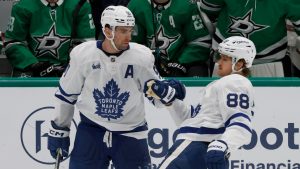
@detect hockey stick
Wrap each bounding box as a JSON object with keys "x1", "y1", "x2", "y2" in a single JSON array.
[{"x1": 54, "y1": 148, "x2": 62, "y2": 169}]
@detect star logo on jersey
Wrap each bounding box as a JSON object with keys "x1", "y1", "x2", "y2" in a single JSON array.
[
  {"x1": 148, "y1": 26, "x2": 180, "y2": 60},
  {"x1": 93, "y1": 79, "x2": 130, "y2": 121},
  {"x1": 33, "y1": 25, "x2": 70, "y2": 59},
  {"x1": 228, "y1": 9, "x2": 269, "y2": 38}
]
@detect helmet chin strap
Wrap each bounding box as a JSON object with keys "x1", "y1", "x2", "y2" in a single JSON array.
[{"x1": 103, "y1": 27, "x2": 121, "y2": 52}]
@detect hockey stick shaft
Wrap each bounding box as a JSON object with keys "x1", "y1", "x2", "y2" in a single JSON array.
[{"x1": 54, "y1": 148, "x2": 62, "y2": 169}]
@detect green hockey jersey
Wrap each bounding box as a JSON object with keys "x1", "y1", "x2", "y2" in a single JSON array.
[
  {"x1": 5, "y1": 0, "x2": 95, "y2": 70},
  {"x1": 200, "y1": 0, "x2": 300, "y2": 64},
  {"x1": 128, "y1": 0, "x2": 211, "y2": 64}
]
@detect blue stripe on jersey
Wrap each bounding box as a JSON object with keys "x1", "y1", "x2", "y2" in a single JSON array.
[
  {"x1": 179, "y1": 126, "x2": 225, "y2": 134},
  {"x1": 227, "y1": 122, "x2": 252, "y2": 133},
  {"x1": 58, "y1": 84, "x2": 80, "y2": 97},
  {"x1": 80, "y1": 113, "x2": 148, "y2": 133},
  {"x1": 55, "y1": 94, "x2": 77, "y2": 105},
  {"x1": 224, "y1": 112, "x2": 251, "y2": 127}
]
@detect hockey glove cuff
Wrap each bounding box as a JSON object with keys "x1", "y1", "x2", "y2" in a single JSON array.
[
  {"x1": 48, "y1": 121, "x2": 70, "y2": 160},
  {"x1": 205, "y1": 140, "x2": 230, "y2": 169}
]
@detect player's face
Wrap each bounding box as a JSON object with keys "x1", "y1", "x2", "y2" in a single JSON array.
[
  {"x1": 113, "y1": 26, "x2": 133, "y2": 50},
  {"x1": 216, "y1": 54, "x2": 232, "y2": 77}
]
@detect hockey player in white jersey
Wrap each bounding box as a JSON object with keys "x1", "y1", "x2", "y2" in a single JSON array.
[
  {"x1": 47, "y1": 5, "x2": 185, "y2": 169},
  {"x1": 145, "y1": 36, "x2": 256, "y2": 169}
]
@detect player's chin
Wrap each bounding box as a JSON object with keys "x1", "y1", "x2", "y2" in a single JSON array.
[
  {"x1": 217, "y1": 69, "x2": 225, "y2": 77},
  {"x1": 120, "y1": 44, "x2": 129, "y2": 50}
]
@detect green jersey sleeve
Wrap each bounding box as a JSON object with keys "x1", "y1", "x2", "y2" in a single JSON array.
[
  {"x1": 5, "y1": 3, "x2": 38, "y2": 69},
  {"x1": 200, "y1": 0, "x2": 225, "y2": 21},
  {"x1": 178, "y1": 3, "x2": 211, "y2": 63},
  {"x1": 286, "y1": 0, "x2": 300, "y2": 35},
  {"x1": 75, "y1": 2, "x2": 95, "y2": 40}
]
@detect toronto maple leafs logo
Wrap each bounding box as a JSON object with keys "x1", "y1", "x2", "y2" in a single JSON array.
[
  {"x1": 93, "y1": 79, "x2": 130, "y2": 121},
  {"x1": 191, "y1": 104, "x2": 201, "y2": 118}
]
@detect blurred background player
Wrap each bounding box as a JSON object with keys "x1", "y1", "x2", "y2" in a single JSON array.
[
  {"x1": 88, "y1": 0, "x2": 130, "y2": 39},
  {"x1": 200, "y1": 0, "x2": 300, "y2": 77},
  {"x1": 4, "y1": 0, "x2": 95, "y2": 77},
  {"x1": 128, "y1": 0, "x2": 211, "y2": 77},
  {"x1": 145, "y1": 36, "x2": 255, "y2": 169},
  {"x1": 47, "y1": 5, "x2": 185, "y2": 169},
  {"x1": 286, "y1": 20, "x2": 300, "y2": 77}
]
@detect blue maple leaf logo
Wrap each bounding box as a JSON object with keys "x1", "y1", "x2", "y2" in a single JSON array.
[
  {"x1": 93, "y1": 79, "x2": 130, "y2": 121},
  {"x1": 191, "y1": 104, "x2": 201, "y2": 118}
]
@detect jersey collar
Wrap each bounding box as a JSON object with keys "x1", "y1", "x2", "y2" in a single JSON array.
[
  {"x1": 41, "y1": 0, "x2": 64, "y2": 7},
  {"x1": 96, "y1": 40, "x2": 130, "y2": 57}
]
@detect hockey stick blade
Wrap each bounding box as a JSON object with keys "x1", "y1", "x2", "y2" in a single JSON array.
[{"x1": 54, "y1": 148, "x2": 62, "y2": 169}]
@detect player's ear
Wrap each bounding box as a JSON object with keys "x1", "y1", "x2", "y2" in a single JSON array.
[
  {"x1": 103, "y1": 25, "x2": 113, "y2": 38},
  {"x1": 235, "y1": 59, "x2": 246, "y2": 71}
]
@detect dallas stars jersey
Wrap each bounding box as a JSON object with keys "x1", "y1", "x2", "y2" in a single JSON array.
[
  {"x1": 168, "y1": 74, "x2": 254, "y2": 151},
  {"x1": 200, "y1": 0, "x2": 300, "y2": 64},
  {"x1": 128, "y1": 0, "x2": 211, "y2": 64},
  {"x1": 53, "y1": 41, "x2": 162, "y2": 138},
  {"x1": 5, "y1": 0, "x2": 95, "y2": 70}
]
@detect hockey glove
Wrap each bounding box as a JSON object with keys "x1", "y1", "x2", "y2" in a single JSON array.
[
  {"x1": 144, "y1": 79, "x2": 186, "y2": 104},
  {"x1": 27, "y1": 62, "x2": 67, "y2": 77},
  {"x1": 205, "y1": 140, "x2": 230, "y2": 169},
  {"x1": 48, "y1": 121, "x2": 70, "y2": 160}
]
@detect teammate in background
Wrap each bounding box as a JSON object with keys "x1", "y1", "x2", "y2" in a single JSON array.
[
  {"x1": 145, "y1": 36, "x2": 255, "y2": 169},
  {"x1": 47, "y1": 6, "x2": 185, "y2": 169},
  {"x1": 4, "y1": 0, "x2": 95, "y2": 77},
  {"x1": 0, "y1": 31, "x2": 3, "y2": 53},
  {"x1": 200, "y1": 0, "x2": 300, "y2": 77},
  {"x1": 286, "y1": 20, "x2": 300, "y2": 77},
  {"x1": 128, "y1": 0, "x2": 211, "y2": 77}
]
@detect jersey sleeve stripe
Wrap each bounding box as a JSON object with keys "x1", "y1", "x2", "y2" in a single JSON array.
[
  {"x1": 224, "y1": 112, "x2": 251, "y2": 127},
  {"x1": 55, "y1": 94, "x2": 77, "y2": 105},
  {"x1": 201, "y1": 0, "x2": 222, "y2": 12},
  {"x1": 226, "y1": 122, "x2": 252, "y2": 134},
  {"x1": 58, "y1": 84, "x2": 81, "y2": 97},
  {"x1": 179, "y1": 126, "x2": 225, "y2": 134}
]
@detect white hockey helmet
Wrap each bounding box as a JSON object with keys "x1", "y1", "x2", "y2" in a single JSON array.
[
  {"x1": 218, "y1": 36, "x2": 256, "y2": 68},
  {"x1": 101, "y1": 5, "x2": 135, "y2": 28}
]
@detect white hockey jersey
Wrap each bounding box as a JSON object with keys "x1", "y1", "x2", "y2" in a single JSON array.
[
  {"x1": 53, "y1": 40, "x2": 161, "y2": 135},
  {"x1": 168, "y1": 74, "x2": 254, "y2": 151}
]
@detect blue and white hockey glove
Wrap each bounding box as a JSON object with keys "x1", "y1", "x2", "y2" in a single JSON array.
[
  {"x1": 205, "y1": 140, "x2": 230, "y2": 169},
  {"x1": 144, "y1": 79, "x2": 186, "y2": 104},
  {"x1": 48, "y1": 121, "x2": 70, "y2": 160}
]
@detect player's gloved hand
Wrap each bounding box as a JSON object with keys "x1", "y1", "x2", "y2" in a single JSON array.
[
  {"x1": 165, "y1": 62, "x2": 187, "y2": 77},
  {"x1": 152, "y1": 50, "x2": 187, "y2": 77},
  {"x1": 205, "y1": 140, "x2": 230, "y2": 169},
  {"x1": 27, "y1": 62, "x2": 67, "y2": 77},
  {"x1": 144, "y1": 79, "x2": 186, "y2": 104},
  {"x1": 48, "y1": 121, "x2": 70, "y2": 160}
]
